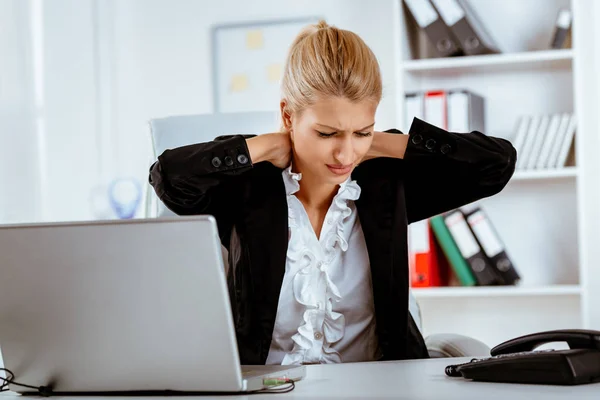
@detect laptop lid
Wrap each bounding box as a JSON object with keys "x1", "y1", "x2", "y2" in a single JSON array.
[{"x1": 0, "y1": 216, "x2": 246, "y2": 393}]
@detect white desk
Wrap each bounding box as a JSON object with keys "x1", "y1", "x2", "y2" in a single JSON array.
[{"x1": 1, "y1": 358, "x2": 598, "y2": 399}]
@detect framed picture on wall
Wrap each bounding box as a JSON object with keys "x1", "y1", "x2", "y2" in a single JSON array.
[{"x1": 211, "y1": 17, "x2": 321, "y2": 113}]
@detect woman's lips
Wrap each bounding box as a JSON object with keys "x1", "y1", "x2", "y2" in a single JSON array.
[{"x1": 326, "y1": 164, "x2": 353, "y2": 175}]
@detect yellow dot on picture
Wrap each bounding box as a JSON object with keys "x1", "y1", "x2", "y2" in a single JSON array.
[
  {"x1": 266, "y1": 63, "x2": 282, "y2": 83},
  {"x1": 246, "y1": 29, "x2": 264, "y2": 50},
  {"x1": 229, "y1": 74, "x2": 249, "y2": 93}
]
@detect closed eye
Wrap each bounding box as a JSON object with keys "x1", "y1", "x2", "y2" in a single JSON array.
[
  {"x1": 317, "y1": 131, "x2": 336, "y2": 138},
  {"x1": 318, "y1": 131, "x2": 372, "y2": 138}
]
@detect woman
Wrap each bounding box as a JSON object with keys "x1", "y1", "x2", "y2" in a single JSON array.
[{"x1": 149, "y1": 20, "x2": 516, "y2": 366}]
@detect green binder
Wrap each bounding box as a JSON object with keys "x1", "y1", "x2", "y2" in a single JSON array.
[{"x1": 429, "y1": 214, "x2": 477, "y2": 287}]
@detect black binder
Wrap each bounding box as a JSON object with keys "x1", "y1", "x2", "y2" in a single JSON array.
[
  {"x1": 404, "y1": 0, "x2": 464, "y2": 57},
  {"x1": 463, "y1": 207, "x2": 520, "y2": 285},
  {"x1": 430, "y1": 0, "x2": 500, "y2": 56},
  {"x1": 443, "y1": 209, "x2": 501, "y2": 286},
  {"x1": 550, "y1": 8, "x2": 572, "y2": 49}
]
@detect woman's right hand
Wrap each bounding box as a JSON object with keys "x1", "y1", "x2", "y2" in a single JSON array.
[{"x1": 246, "y1": 132, "x2": 292, "y2": 169}]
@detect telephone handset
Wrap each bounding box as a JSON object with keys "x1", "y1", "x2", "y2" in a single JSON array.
[
  {"x1": 490, "y1": 329, "x2": 600, "y2": 355},
  {"x1": 446, "y1": 329, "x2": 600, "y2": 385}
]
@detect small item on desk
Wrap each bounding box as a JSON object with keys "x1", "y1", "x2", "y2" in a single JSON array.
[
  {"x1": 259, "y1": 377, "x2": 296, "y2": 394},
  {"x1": 445, "y1": 329, "x2": 600, "y2": 385},
  {"x1": 263, "y1": 378, "x2": 293, "y2": 387}
]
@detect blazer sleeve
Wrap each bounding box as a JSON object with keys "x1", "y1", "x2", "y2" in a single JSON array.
[
  {"x1": 399, "y1": 118, "x2": 517, "y2": 224},
  {"x1": 148, "y1": 134, "x2": 255, "y2": 243}
]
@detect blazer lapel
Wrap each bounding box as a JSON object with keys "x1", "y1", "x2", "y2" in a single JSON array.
[
  {"x1": 241, "y1": 164, "x2": 289, "y2": 362},
  {"x1": 354, "y1": 161, "x2": 405, "y2": 359}
]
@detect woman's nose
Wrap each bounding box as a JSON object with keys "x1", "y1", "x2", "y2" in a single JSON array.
[{"x1": 334, "y1": 137, "x2": 354, "y2": 164}]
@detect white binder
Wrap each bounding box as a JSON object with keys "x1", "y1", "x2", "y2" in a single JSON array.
[
  {"x1": 553, "y1": 116, "x2": 577, "y2": 168},
  {"x1": 546, "y1": 114, "x2": 573, "y2": 169},
  {"x1": 535, "y1": 114, "x2": 562, "y2": 169},
  {"x1": 405, "y1": 93, "x2": 425, "y2": 133},
  {"x1": 525, "y1": 115, "x2": 550, "y2": 170},
  {"x1": 516, "y1": 115, "x2": 541, "y2": 170},
  {"x1": 511, "y1": 116, "x2": 530, "y2": 166}
]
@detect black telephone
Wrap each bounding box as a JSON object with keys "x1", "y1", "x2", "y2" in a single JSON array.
[{"x1": 445, "y1": 329, "x2": 600, "y2": 385}]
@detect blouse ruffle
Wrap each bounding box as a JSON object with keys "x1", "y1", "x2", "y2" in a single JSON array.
[{"x1": 281, "y1": 165, "x2": 361, "y2": 365}]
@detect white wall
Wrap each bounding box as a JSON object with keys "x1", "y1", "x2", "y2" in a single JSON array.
[
  {"x1": 0, "y1": 0, "x2": 402, "y2": 222},
  {"x1": 43, "y1": 0, "x2": 101, "y2": 222},
  {"x1": 105, "y1": 0, "x2": 401, "y2": 216},
  {"x1": 1, "y1": 0, "x2": 102, "y2": 224},
  {"x1": 0, "y1": 0, "x2": 41, "y2": 223}
]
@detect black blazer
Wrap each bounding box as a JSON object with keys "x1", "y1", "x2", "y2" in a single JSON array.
[{"x1": 148, "y1": 117, "x2": 517, "y2": 365}]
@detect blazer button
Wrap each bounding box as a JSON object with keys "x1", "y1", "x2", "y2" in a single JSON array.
[
  {"x1": 425, "y1": 139, "x2": 436, "y2": 150},
  {"x1": 211, "y1": 157, "x2": 222, "y2": 168},
  {"x1": 237, "y1": 154, "x2": 249, "y2": 165},
  {"x1": 440, "y1": 144, "x2": 452, "y2": 154},
  {"x1": 224, "y1": 156, "x2": 234, "y2": 166},
  {"x1": 411, "y1": 134, "x2": 423, "y2": 145}
]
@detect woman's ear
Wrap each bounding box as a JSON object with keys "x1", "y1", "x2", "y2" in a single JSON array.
[{"x1": 280, "y1": 100, "x2": 293, "y2": 132}]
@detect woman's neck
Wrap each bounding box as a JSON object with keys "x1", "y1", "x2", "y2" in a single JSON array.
[
  {"x1": 291, "y1": 156, "x2": 341, "y2": 211},
  {"x1": 290, "y1": 160, "x2": 342, "y2": 239},
  {"x1": 294, "y1": 171, "x2": 338, "y2": 211}
]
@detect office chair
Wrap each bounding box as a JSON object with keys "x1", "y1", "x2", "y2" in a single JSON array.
[{"x1": 146, "y1": 111, "x2": 491, "y2": 358}]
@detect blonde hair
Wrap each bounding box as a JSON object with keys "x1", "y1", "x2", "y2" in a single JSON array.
[{"x1": 280, "y1": 20, "x2": 382, "y2": 129}]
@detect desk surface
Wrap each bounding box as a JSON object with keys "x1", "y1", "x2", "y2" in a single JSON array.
[{"x1": 1, "y1": 358, "x2": 598, "y2": 399}]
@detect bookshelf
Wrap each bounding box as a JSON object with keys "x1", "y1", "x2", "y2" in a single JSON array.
[
  {"x1": 413, "y1": 284, "x2": 582, "y2": 299},
  {"x1": 402, "y1": 48, "x2": 574, "y2": 74},
  {"x1": 389, "y1": 0, "x2": 600, "y2": 348},
  {"x1": 511, "y1": 167, "x2": 578, "y2": 181}
]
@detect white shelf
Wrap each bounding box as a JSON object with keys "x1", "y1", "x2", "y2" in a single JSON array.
[
  {"x1": 402, "y1": 49, "x2": 574, "y2": 75},
  {"x1": 511, "y1": 167, "x2": 578, "y2": 182},
  {"x1": 412, "y1": 284, "x2": 582, "y2": 299}
]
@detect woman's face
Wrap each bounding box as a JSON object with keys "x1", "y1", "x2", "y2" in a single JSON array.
[{"x1": 282, "y1": 95, "x2": 377, "y2": 186}]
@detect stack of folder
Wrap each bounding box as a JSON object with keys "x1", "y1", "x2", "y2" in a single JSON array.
[
  {"x1": 512, "y1": 113, "x2": 577, "y2": 171},
  {"x1": 403, "y1": 0, "x2": 500, "y2": 58},
  {"x1": 409, "y1": 206, "x2": 520, "y2": 288},
  {"x1": 405, "y1": 89, "x2": 485, "y2": 134},
  {"x1": 404, "y1": 1, "x2": 572, "y2": 59}
]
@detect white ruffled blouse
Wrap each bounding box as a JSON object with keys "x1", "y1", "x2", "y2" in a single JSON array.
[{"x1": 265, "y1": 166, "x2": 382, "y2": 365}]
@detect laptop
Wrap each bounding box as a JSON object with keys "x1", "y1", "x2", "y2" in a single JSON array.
[{"x1": 0, "y1": 216, "x2": 305, "y2": 394}]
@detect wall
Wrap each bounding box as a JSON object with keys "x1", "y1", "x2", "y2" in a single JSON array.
[
  {"x1": 104, "y1": 0, "x2": 400, "y2": 217},
  {"x1": 0, "y1": 0, "x2": 401, "y2": 222},
  {"x1": 0, "y1": 0, "x2": 40, "y2": 223},
  {"x1": 1, "y1": 0, "x2": 102, "y2": 224},
  {"x1": 43, "y1": 0, "x2": 101, "y2": 222}
]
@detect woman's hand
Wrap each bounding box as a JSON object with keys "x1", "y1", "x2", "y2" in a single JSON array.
[
  {"x1": 267, "y1": 132, "x2": 293, "y2": 168},
  {"x1": 246, "y1": 132, "x2": 292, "y2": 169}
]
